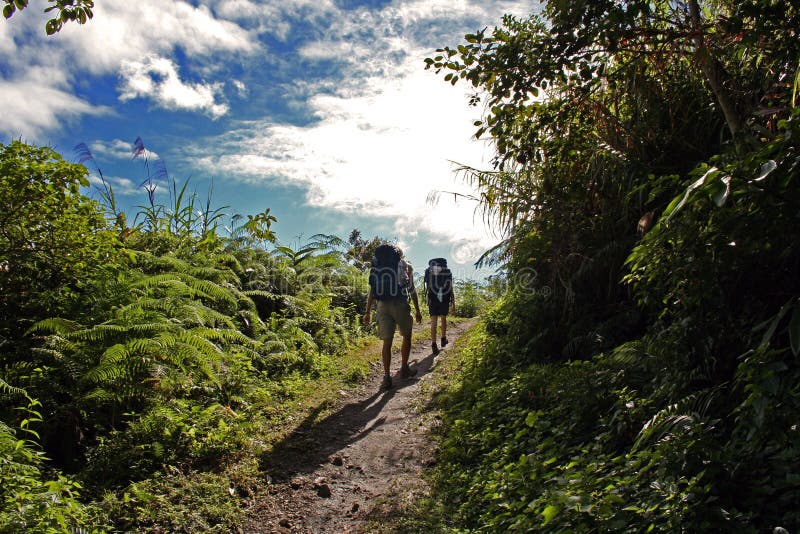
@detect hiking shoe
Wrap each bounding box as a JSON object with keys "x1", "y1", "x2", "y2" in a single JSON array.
[
  {"x1": 441, "y1": 337, "x2": 448, "y2": 347},
  {"x1": 401, "y1": 364, "x2": 417, "y2": 379},
  {"x1": 381, "y1": 374, "x2": 392, "y2": 390},
  {"x1": 432, "y1": 342, "x2": 440, "y2": 355}
]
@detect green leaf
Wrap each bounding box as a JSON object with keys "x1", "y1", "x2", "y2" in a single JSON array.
[
  {"x1": 541, "y1": 504, "x2": 561, "y2": 526},
  {"x1": 665, "y1": 167, "x2": 720, "y2": 222},
  {"x1": 46, "y1": 19, "x2": 60, "y2": 34},
  {"x1": 525, "y1": 411, "x2": 539, "y2": 427},
  {"x1": 710, "y1": 176, "x2": 731, "y2": 207},
  {"x1": 757, "y1": 299, "x2": 794, "y2": 351},
  {"x1": 752, "y1": 159, "x2": 777, "y2": 182}
]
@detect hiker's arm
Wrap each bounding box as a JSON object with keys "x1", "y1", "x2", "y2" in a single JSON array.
[
  {"x1": 362, "y1": 290, "x2": 374, "y2": 326},
  {"x1": 450, "y1": 290, "x2": 456, "y2": 314},
  {"x1": 408, "y1": 275, "x2": 423, "y2": 324},
  {"x1": 405, "y1": 265, "x2": 423, "y2": 323}
]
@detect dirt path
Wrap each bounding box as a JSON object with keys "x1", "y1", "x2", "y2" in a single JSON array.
[{"x1": 242, "y1": 320, "x2": 474, "y2": 533}]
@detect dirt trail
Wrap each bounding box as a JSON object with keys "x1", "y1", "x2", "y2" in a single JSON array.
[{"x1": 242, "y1": 320, "x2": 474, "y2": 533}]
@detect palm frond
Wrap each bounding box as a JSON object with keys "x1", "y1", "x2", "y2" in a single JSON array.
[
  {"x1": 633, "y1": 387, "x2": 720, "y2": 451},
  {"x1": 601, "y1": 340, "x2": 649, "y2": 369}
]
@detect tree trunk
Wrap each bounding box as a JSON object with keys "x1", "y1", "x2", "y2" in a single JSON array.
[{"x1": 687, "y1": 0, "x2": 745, "y2": 138}]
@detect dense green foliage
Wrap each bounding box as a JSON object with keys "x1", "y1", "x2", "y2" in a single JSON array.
[
  {"x1": 0, "y1": 140, "x2": 379, "y2": 531},
  {"x1": 451, "y1": 280, "x2": 491, "y2": 319},
  {"x1": 426, "y1": 0, "x2": 800, "y2": 532}
]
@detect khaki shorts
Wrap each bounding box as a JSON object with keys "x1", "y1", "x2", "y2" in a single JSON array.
[{"x1": 376, "y1": 298, "x2": 413, "y2": 340}]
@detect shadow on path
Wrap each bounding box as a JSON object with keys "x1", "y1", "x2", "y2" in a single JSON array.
[{"x1": 259, "y1": 343, "x2": 439, "y2": 480}]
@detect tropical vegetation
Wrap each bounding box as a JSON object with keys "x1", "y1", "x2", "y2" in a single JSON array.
[
  {"x1": 420, "y1": 0, "x2": 800, "y2": 532},
  {"x1": 5, "y1": 0, "x2": 800, "y2": 531},
  {"x1": 0, "y1": 138, "x2": 411, "y2": 531}
]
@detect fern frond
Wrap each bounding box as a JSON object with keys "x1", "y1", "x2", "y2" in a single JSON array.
[
  {"x1": 189, "y1": 327, "x2": 250, "y2": 346},
  {"x1": 0, "y1": 376, "x2": 28, "y2": 399},
  {"x1": 68, "y1": 324, "x2": 128, "y2": 343},
  {"x1": 230, "y1": 344, "x2": 262, "y2": 361},
  {"x1": 145, "y1": 253, "x2": 191, "y2": 273},
  {"x1": 188, "y1": 266, "x2": 238, "y2": 285},
  {"x1": 176, "y1": 274, "x2": 239, "y2": 308},
  {"x1": 82, "y1": 388, "x2": 119, "y2": 404},
  {"x1": 40, "y1": 334, "x2": 78, "y2": 353},
  {"x1": 237, "y1": 309, "x2": 265, "y2": 330},
  {"x1": 214, "y1": 253, "x2": 243, "y2": 272},
  {"x1": 69, "y1": 322, "x2": 174, "y2": 344},
  {"x1": 633, "y1": 414, "x2": 696, "y2": 452},
  {"x1": 83, "y1": 384, "x2": 147, "y2": 404},
  {"x1": 118, "y1": 297, "x2": 179, "y2": 318},
  {"x1": 166, "y1": 343, "x2": 203, "y2": 370},
  {"x1": 185, "y1": 303, "x2": 237, "y2": 329},
  {"x1": 170, "y1": 339, "x2": 220, "y2": 385},
  {"x1": 26, "y1": 317, "x2": 83, "y2": 336},
  {"x1": 202, "y1": 403, "x2": 226, "y2": 418},
  {"x1": 127, "y1": 323, "x2": 175, "y2": 336},
  {"x1": 132, "y1": 273, "x2": 193, "y2": 295},
  {"x1": 242, "y1": 290, "x2": 283, "y2": 300},
  {"x1": 174, "y1": 330, "x2": 223, "y2": 357},
  {"x1": 135, "y1": 272, "x2": 239, "y2": 309},
  {"x1": 260, "y1": 340, "x2": 288, "y2": 354},
  {"x1": 30, "y1": 347, "x2": 66, "y2": 361},
  {"x1": 84, "y1": 338, "x2": 159, "y2": 384}
]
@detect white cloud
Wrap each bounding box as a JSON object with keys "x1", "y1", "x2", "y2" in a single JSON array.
[
  {"x1": 0, "y1": 0, "x2": 257, "y2": 139},
  {"x1": 178, "y1": 1, "x2": 534, "y2": 252},
  {"x1": 0, "y1": 75, "x2": 108, "y2": 138},
  {"x1": 188, "y1": 54, "x2": 499, "y2": 249},
  {"x1": 119, "y1": 56, "x2": 228, "y2": 117},
  {"x1": 196, "y1": 0, "x2": 341, "y2": 43},
  {"x1": 298, "y1": 40, "x2": 365, "y2": 61},
  {"x1": 232, "y1": 79, "x2": 248, "y2": 97},
  {"x1": 56, "y1": 0, "x2": 257, "y2": 75}
]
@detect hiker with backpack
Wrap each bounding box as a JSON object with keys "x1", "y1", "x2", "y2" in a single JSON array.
[
  {"x1": 424, "y1": 257, "x2": 456, "y2": 355},
  {"x1": 362, "y1": 244, "x2": 423, "y2": 390}
]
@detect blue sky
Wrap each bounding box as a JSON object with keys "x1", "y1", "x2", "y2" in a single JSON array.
[{"x1": 0, "y1": 0, "x2": 532, "y2": 278}]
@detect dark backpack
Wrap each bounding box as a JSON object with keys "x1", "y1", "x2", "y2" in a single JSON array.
[
  {"x1": 424, "y1": 257, "x2": 453, "y2": 302},
  {"x1": 369, "y1": 244, "x2": 407, "y2": 301}
]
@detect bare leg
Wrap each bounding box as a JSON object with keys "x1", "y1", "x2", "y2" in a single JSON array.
[
  {"x1": 401, "y1": 333, "x2": 411, "y2": 367},
  {"x1": 441, "y1": 316, "x2": 448, "y2": 340},
  {"x1": 381, "y1": 338, "x2": 392, "y2": 375},
  {"x1": 430, "y1": 316, "x2": 438, "y2": 343}
]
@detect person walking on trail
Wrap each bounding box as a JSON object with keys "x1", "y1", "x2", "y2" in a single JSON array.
[
  {"x1": 362, "y1": 244, "x2": 423, "y2": 390},
  {"x1": 424, "y1": 257, "x2": 456, "y2": 356}
]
